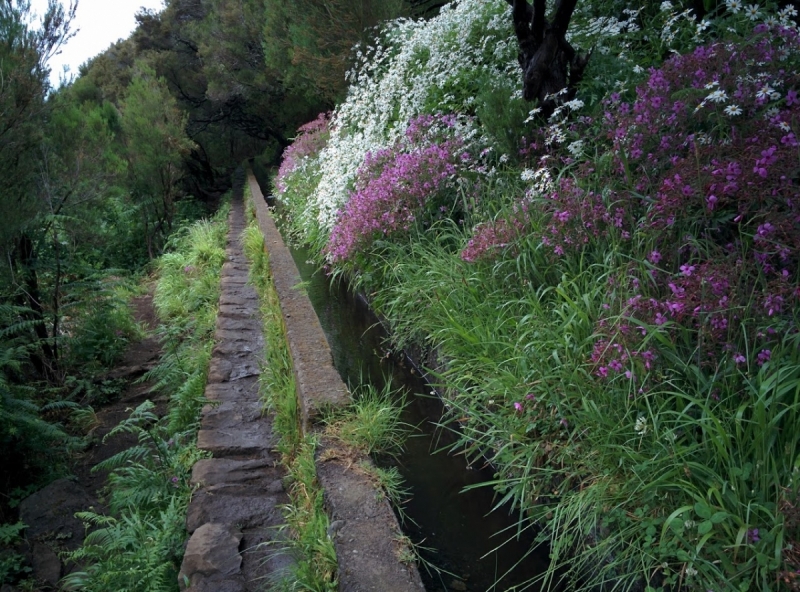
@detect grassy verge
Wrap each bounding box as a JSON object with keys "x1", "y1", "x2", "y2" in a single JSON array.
[
  {"x1": 241, "y1": 186, "x2": 414, "y2": 590},
  {"x1": 61, "y1": 201, "x2": 230, "y2": 592},
  {"x1": 240, "y1": 193, "x2": 338, "y2": 592}
]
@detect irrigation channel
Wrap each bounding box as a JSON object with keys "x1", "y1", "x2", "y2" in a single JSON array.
[{"x1": 276, "y1": 233, "x2": 550, "y2": 590}]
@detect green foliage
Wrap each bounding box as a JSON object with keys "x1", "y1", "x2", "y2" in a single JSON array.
[
  {"x1": 64, "y1": 206, "x2": 227, "y2": 590},
  {"x1": 262, "y1": 0, "x2": 409, "y2": 104},
  {"x1": 0, "y1": 521, "x2": 30, "y2": 584},
  {"x1": 121, "y1": 62, "x2": 197, "y2": 258},
  {"x1": 323, "y1": 381, "x2": 409, "y2": 459},
  {"x1": 61, "y1": 496, "x2": 190, "y2": 592},
  {"x1": 0, "y1": 320, "x2": 74, "y2": 486},
  {"x1": 0, "y1": 0, "x2": 76, "y2": 250}
]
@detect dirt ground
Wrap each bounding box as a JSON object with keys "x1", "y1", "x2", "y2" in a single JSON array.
[{"x1": 3, "y1": 291, "x2": 165, "y2": 591}]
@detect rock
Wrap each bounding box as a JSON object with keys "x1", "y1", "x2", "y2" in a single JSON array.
[
  {"x1": 179, "y1": 523, "x2": 243, "y2": 589},
  {"x1": 19, "y1": 478, "x2": 92, "y2": 545},
  {"x1": 31, "y1": 543, "x2": 61, "y2": 587}
]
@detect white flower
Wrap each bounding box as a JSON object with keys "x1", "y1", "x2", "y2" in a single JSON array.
[
  {"x1": 520, "y1": 169, "x2": 536, "y2": 182},
  {"x1": 524, "y1": 107, "x2": 542, "y2": 124},
  {"x1": 633, "y1": 64, "x2": 644, "y2": 74},
  {"x1": 564, "y1": 98, "x2": 584, "y2": 111},
  {"x1": 567, "y1": 140, "x2": 584, "y2": 156},
  {"x1": 724, "y1": 104, "x2": 743, "y2": 116},
  {"x1": 778, "y1": 121, "x2": 791, "y2": 132},
  {"x1": 685, "y1": 566, "x2": 698, "y2": 577},
  {"x1": 765, "y1": 16, "x2": 780, "y2": 27},
  {"x1": 660, "y1": 1, "x2": 673, "y2": 11},
  {"x1": 634, "y1": 416, "x2": 648, "y2": 435},
  {"x1": 704, "y1": 80, "x2": 719, "y2": 89},
  {"x1": 696, "y1": 19, "x2": 711, "y2": 33},
  {"x1": 744, "y1": 4, "x2": 761, "y2": 20},
  {"x1": 756, "y1": 84, "x2": 774, "y2": 100},
  {"x1": 706, "y1": 89, "x2": 728, "y2": 103},
  {"x1": 725, "y1": 0, "x2": 742, "y2": 13}
]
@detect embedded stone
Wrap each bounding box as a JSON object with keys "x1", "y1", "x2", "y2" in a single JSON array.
[{"x1": 179, "y1": 524, "x2": 243, "y2": 588}]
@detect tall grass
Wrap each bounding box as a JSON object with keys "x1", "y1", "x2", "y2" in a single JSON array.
[{"x1": 323, "y1": 203, "x2": 800, "y2": 590}]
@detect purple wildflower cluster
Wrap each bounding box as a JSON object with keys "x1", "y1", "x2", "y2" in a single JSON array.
[
  {"x1": 275, "y1": 112, "x2": 330, "y2": 194},
  {"x1": 540, "y1": 178, "x2": 629, "y2": 257},
  {"x1": 464, "y1": 25, "x2": 800, "y2": 383},
  {"x1": 607, "y1": 27, "x2": 800, "y2": 250},
  {"x1": 586, "y1": 26, "x2": 800, "y2": 381},
  {"x1": 326, "y1": 115, "x2": 472, "y2": 262}
]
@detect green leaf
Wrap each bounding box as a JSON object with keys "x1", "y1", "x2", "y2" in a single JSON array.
[
  {"x1": 698, "y1": 520, "x2": 713, "y2": 535},
  {"x1": 694, "y1": 501, "x2": 712, "y2": 519},
  {"x1": 711, "y1": 511, "x2": 729, "y2": 524}
]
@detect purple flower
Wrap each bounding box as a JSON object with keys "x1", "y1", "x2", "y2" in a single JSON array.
[
  {"x1": 648, "y1": 250, "x2": 662, "y2": 264},
  {"x1": 734, "y1": 353, "x2": 746, "y2": 364},
  {"x1": 597, "y1": 366, "x2": 608, "y2": 378},
  {"x1": 747, "y1": 528, "x2": 760, "y2": 544},
  {"x1": 757, "y1": 349, "x2": 771, "y2": 366},
  {"x1": 513, "y1": 402, "x2": 523, "y2": 413},
  {"x1": 609, "y1": 359, "x2": 624, "y2": 372},
  {"x1": 787, "y1": 89, "x2": 798, "y2": 107}
]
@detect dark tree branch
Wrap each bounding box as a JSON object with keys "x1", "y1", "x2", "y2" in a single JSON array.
[{"x1": 508, "y1": 0, "x2": 590, "y2": 115}]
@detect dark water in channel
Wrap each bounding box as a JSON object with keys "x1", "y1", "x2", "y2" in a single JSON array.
[{"x1": 282, "y1": 242, "x2": 551, "y2": 592}]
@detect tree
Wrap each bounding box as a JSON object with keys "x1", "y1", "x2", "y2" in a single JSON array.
[
  {"x1": 0, "y1": 0, "x2": 77, "y2": 377},
  {"x1": 262, "y1": 0, "x2": 409, "y2": 104},
  {"x1": 0, "y1": 0, "x2": 77, "y2": 248},
  {"x1": 507, "y1": 0, "x2": 591, "y2": 114},
  {"x1": 121, "y1": 62, "x2": 196, "y2": 258}
]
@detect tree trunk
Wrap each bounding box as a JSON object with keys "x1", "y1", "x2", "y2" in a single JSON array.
[
  {"x1": 508, "y1": 0, "x2": 591, "y2": 115},
  {"x1": 12, "y1": 234, "x2": 58, "y2": 378}
]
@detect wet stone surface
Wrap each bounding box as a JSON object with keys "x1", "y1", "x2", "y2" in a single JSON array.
[{"x1": 179, "y1": 174, "x2": 292, "y2": 591}]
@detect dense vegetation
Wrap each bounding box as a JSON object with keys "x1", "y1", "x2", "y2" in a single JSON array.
[
  {"x1": 275, "y1": 1, "x2": 800, "y2": 590},
  {"x1": 0, "y1": 0, "x2": 421, "y2": 588},
  {"x1": 3, "y1": 0, "x2": 800, "y2": 589}
]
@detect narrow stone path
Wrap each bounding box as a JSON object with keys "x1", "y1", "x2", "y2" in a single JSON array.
[{"x1": 179, "y1": 174, "x2": 292, "y2": 592}]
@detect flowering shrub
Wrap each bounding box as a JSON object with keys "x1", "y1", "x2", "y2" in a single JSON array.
[
  {"x1": 307, "y1": 0, "x2": 518, "y2": 233},
  {"x1": 461, "y1": 214, "x2": 527, "y2": 263},
  {"x1": 576, "y1": 25, "x2": 798, "y2": 380},
  {"x1": 274, "y1": 112, "x2": 330, "y2": 194},
  {"x1": 326, "y1": 114, "x2": 474, "y2": 262}
]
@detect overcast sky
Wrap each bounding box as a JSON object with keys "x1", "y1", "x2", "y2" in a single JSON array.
[{"x1": 30, "y1": 0, "x2": 165, "y2": 87}]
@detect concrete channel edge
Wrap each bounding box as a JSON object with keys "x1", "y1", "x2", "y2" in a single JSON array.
[{"x1": 247, "y1": 172, "x2": 425, "y2": 592}]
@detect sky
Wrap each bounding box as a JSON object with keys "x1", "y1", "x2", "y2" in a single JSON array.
[{"x1": 29, "y1": 0, "x2": 165, "y2": 87}]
